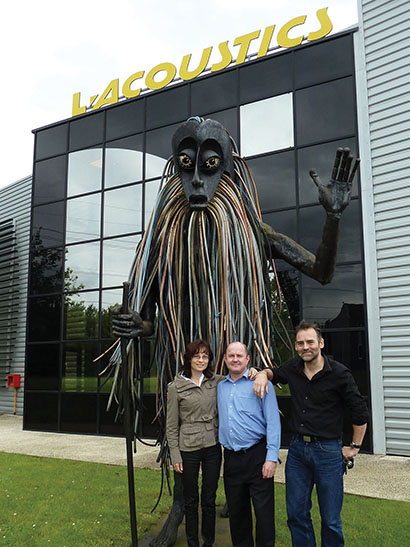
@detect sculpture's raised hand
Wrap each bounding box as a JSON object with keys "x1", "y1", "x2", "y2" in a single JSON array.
[
  {"x1": 112, "y1": 306, "x2": 144, "y2": 339},
  {"x1": 309, "y1": 148, "x2": 360, "y2": 219}
]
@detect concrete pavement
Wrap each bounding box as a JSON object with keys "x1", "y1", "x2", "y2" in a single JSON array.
[{"x1": 1, "y1": 413, "x2": 409, "y2": 503}]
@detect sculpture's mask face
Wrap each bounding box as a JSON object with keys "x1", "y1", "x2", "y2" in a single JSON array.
[{"x1": 172, "y1": 119, "x2": 234, "y2": 209}]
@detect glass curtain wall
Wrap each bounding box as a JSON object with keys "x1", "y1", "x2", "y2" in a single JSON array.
[{"x1": 26, "y1": 31, "x2": 370, "y2": 449}]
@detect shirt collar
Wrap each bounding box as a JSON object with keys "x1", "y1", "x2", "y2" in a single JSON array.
[{"x1": 225, "y1": 368, "x2": 250, "y2": 383}]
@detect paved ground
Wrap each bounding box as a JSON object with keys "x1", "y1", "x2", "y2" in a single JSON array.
[{"x1": 1, "y1": 414, "x2": 409, "y2": 544}]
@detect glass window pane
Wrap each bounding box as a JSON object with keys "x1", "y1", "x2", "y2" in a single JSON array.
[
  {"x1": 27, "y1": 295, "x2": 62, "y2": 342},
  {"x1": 295, "y1": 77, "x2": 356, "y2": 146},
  {"x1": 104, "y1": 185, "x2": 142, "y2": 237},
  {"x1": 35, "y1": 123, "x2": 68, "y2": 161},
  {"x1": 262, "y1": 209, "x2": 297, "y2": 241},
  {"x1": 144, "y1": 179, "x2": 161, "y2": 228},
  {"x1": 302, "y1": 264, "x2": 363, "y2": 326},
  {"x1": 241, "y1": 94, "x2": 294, "y2": 157},
  {"x1": 30, "y1": 245, "x2": 64, "y2": 295},
  {"x1": 101, "y1": 288, "x2": 123, "y2": 339},
  {"x1": 298, "y1": 138, "x2": 358, "y2": 205},
  {"x1": 62, "y1": 343, "x2": 100, "y2": 393},
  {"x1": 203, "y1": 108, "x2": 238, "y2": 144},
  {"x1": 69, "y1": 112, "x2": 104, "y2": 151},
  {"x1": 65, "y1": 242, "x2": 100, "y2": 290},
  {"x1": 323, "y1": 330, "x2": 368, "y2": 395},
  {"x1": 276, "y1": 269, "x2": 300, "y2": 329},
  {"x1": 191, "y1": 70, "x2": 237, "y2": 115},
  {"x1": 64, "y1": 291, "x2": 99, "y2": 340},
  {"x1": 102, "y1": 235, "x2": 140, "y2": 288},
  {"x1": 146, "y1": 84, "x2": 189, "y2": 129},
  {"x1": 24, "y1": 393, "x2": 58, "y2": 431},
  {"x1": 295, "y1": 35, "x2": 353, "y2": 89},
  {"x1": 106, "y1": 99, "x2": 145, "y2": 141},
  {"x1": 299, "y1": 201, "x2": 362, "y2": 263},
  {"x1": 67, "y1": 148, "x2": 103, "y2": 196},
  {"x1": 66, "y1": 194, "x2": 101, "y2": 244},
  {"x1": 32, "y1": 202, "x2": 65, "y2": 248},
  {"x1": 145, "y1": 123, "x2": 179, "y2": 179},
  {"x1": 26, "y1": 343, "x2": 60, "y2": 390},
  {"x1": 105, "y1": 135, "x2": 143, "y2": 188},
  {"x1": 60, "y1": 393, "x2": 97, "y2": 432},
  {"x1": 239, "y1": 52, "x2": 293, "y2": 105},
  {"x1": 247, "y1": 150, "x2": 295, "y2": 211},
  {"x1": 33, "y1": 155, "x2": 66, "y2": 205}
]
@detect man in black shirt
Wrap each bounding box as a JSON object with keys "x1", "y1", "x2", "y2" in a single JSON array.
[{"x1": 253, "y1": 320, "x2": 368, "y2": 546}]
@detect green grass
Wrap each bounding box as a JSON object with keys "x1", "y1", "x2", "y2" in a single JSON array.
[{"x1": 0, "y1": 452, "x2": 409, "y2": 546}]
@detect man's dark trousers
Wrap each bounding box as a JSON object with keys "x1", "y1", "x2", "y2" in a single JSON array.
[{"x1": 223, "y1": 439, "x2": 275, "y2": 547}]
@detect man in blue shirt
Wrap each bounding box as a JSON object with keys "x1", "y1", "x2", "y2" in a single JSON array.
[{"x1": 218, "y1": 342, "x2": 281, "y2": 547}]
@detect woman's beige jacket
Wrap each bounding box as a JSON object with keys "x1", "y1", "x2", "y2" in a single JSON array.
[{"x1": 166, "y1": 373, "x2": 224, "y2": 464}]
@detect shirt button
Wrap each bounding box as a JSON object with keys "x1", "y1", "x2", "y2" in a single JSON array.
[
  {"x1": 301, "y1": 423, "x2": 304, "y2": 427},
  {"x1": 302, "y1": 410, "x2": 306, "y2": 413}
]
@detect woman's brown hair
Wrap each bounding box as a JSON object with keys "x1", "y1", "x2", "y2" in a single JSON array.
[{"x1": 182, "y1": 339, "x2": 214, "y2": 378}]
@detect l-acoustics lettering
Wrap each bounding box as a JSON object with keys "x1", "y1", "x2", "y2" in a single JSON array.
[{"x1": 72, "y1": 7, "x2": 332, "y2": 116}]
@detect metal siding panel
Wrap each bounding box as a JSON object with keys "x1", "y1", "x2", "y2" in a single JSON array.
[{"x1": 0, "y1": 177, "x2": 31, "y2": 415}]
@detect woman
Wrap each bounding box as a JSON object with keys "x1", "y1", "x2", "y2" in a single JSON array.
[{"x1": 166, "y1": 339, "x2": 223, "y2": 547}]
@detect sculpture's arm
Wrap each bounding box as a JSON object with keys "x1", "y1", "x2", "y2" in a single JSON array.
[
  {"x1": 263, "y1": 148, "x2": 359, "y2": 286},
  {"x1": 112, "y1": 286, "x2": 157, "y2": 338}
]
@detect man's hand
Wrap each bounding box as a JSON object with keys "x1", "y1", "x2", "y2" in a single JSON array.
[
  {"x1": 173, "y1": 462, "x2": 183, "y2": 474},
  {"x1": 310, "y1": 147, "x2": 359, "y2": 219},
  {"x1": 342, "y1": 445, "x2": 359, "y2": 461},
  {"x1": 262, "y1": 461, "x2": 277, "y2": 479},
  {"x1": 248, "y1": 367, "x2": 258, "y2": 380},
  {"x1": 112, "y1": 306, "x2": 144, "y2": 338},
  {"x1": 253, "y1": 370, "x2": 270, "y2": 399}
]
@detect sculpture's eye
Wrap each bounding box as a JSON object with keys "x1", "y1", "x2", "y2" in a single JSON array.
[
  {"x1": 178, "y1": 154, "x2": 194, "y2": 169},
  {"x1": 203, "y1": 156, "x2": 221, "y2": 170}
]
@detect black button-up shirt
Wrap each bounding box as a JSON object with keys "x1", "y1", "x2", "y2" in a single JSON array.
[{"x1": 272, "y1": 355, "x2": 368, "y2": 439}]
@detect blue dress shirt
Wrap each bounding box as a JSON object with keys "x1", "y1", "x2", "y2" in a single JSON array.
[{"x1": 217, "y1": 369, "x2": 281, "y2": 462}]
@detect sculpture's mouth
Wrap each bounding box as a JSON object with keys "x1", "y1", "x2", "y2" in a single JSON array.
[{"x1": 189, "y1": 194, "x2": 208, "y2": 209}]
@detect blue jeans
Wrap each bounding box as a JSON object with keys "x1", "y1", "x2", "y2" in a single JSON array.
[{"x1": 285, "y1": 436, "x2": 345, "y2": 547}]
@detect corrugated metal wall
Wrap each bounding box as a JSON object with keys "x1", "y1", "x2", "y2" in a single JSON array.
[
  {"x1": 0, "y1": 177, "x2": 32, "y2": 415},
  {"x1": 359, "y1": 0, "x2": 410, "y2": 455}
]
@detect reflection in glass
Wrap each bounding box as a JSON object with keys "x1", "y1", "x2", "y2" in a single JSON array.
[
  {"x1": 191, "y1": 71, "x2": 237, "y2": 115},
  {"x1": 105, "y1": 135, "x2": 143, "y2": 188},
  {"x1": 64, "y1": 291, "x2": 99, "y2": 340},
  {"x1": 67, "y1": 148, "x2": 102, "y2": 196},
  {"x1": 69, "y1": 112, "x2": 104, "y2": 151},
  {"x1": 102, "y1": 235, "x2": 140, "y2": 288},
  {"x1": 101, "y1": 288, "x2": 122, "y2": 339},
  {"x1": 62, "y1": 341, "x2": 100, "y2": 392},
  {"x1": 298, "y1": 138, "x2": 358, "y2": 205},
  {"x1": 30, "y1": 243, "x2": 63, "y2": 295},
  {"x1": 299, "y1": 201, "x2": 361, "y2": 263},
  {"x1": 276, "y1": 269, "x2": 300, "y2": 328},
  {"x1": 27, "y1": 295, "x2": 61, "y2": 342},
  {"x1": 66, "y1": 193, "x2": 101, "y2": 244},
  {"x1": 104, "y1": 184, "x2": 142, "y2": 237},
  {"x1": 262, "y1": 209, "x2": 297, "y2": 241},
  {"x1": 26, "y1": 343, "x2": 60, "y2": 390},
  {"x1": 145, "y1": 179, "x2": 161, "y2": 228},
  {"x1": 240, "y1": 94, "x2": 294, "y2": 157},
  {"x1": 106, "y1": 100, "x2": 144, "y2": 141},
  {"x1": 145, "y1": 124, "x2": 179, "y2": 179},
  {"x1": 32, "y1": 202, "x2": 65, "y2": 248},
  {"x1": 247, "y1": 150, "x2": 295, "y2": 211},
  {"x1": 295, "y1": 78, "x2": 355, "y2": 146},
  {"x1": 146, "y1": 85, "x2": 189, "y2": 129},
  {"x1": 65, "y1": 241, "x2": 100, "y2": 290},
  {"x1": 35, "y1": 124, "x2": 68, "y2": 162},
  {"x1": 33, "y1": 155, "x2": 66, "y2": 205},
  {"x1": 302, "y1": 265, "x2": 363, "y2": 326},
  {"x1": 323, "y1": 330, "x2": 368, "y2": 395}
]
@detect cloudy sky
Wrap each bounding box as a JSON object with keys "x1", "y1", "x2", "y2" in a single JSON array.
[{"x1": 0, "y1": 0, "x2": 358, "y2": 189}]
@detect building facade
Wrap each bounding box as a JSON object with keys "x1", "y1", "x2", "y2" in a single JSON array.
[{"x1": 0, "y1": 1, "x2": 408, "y2": 456}]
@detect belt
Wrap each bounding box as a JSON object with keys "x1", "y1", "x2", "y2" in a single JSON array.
[
  {"x1": 294, "y1": 434, "x2": 339, "y2": 443},
  {"x1": 225, "y1": 436, "x2": 266, "y2": 454}
]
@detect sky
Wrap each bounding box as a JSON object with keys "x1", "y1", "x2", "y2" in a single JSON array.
[{"x1": 0, "y1": 0, "x2": 358, "y2": 190}]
